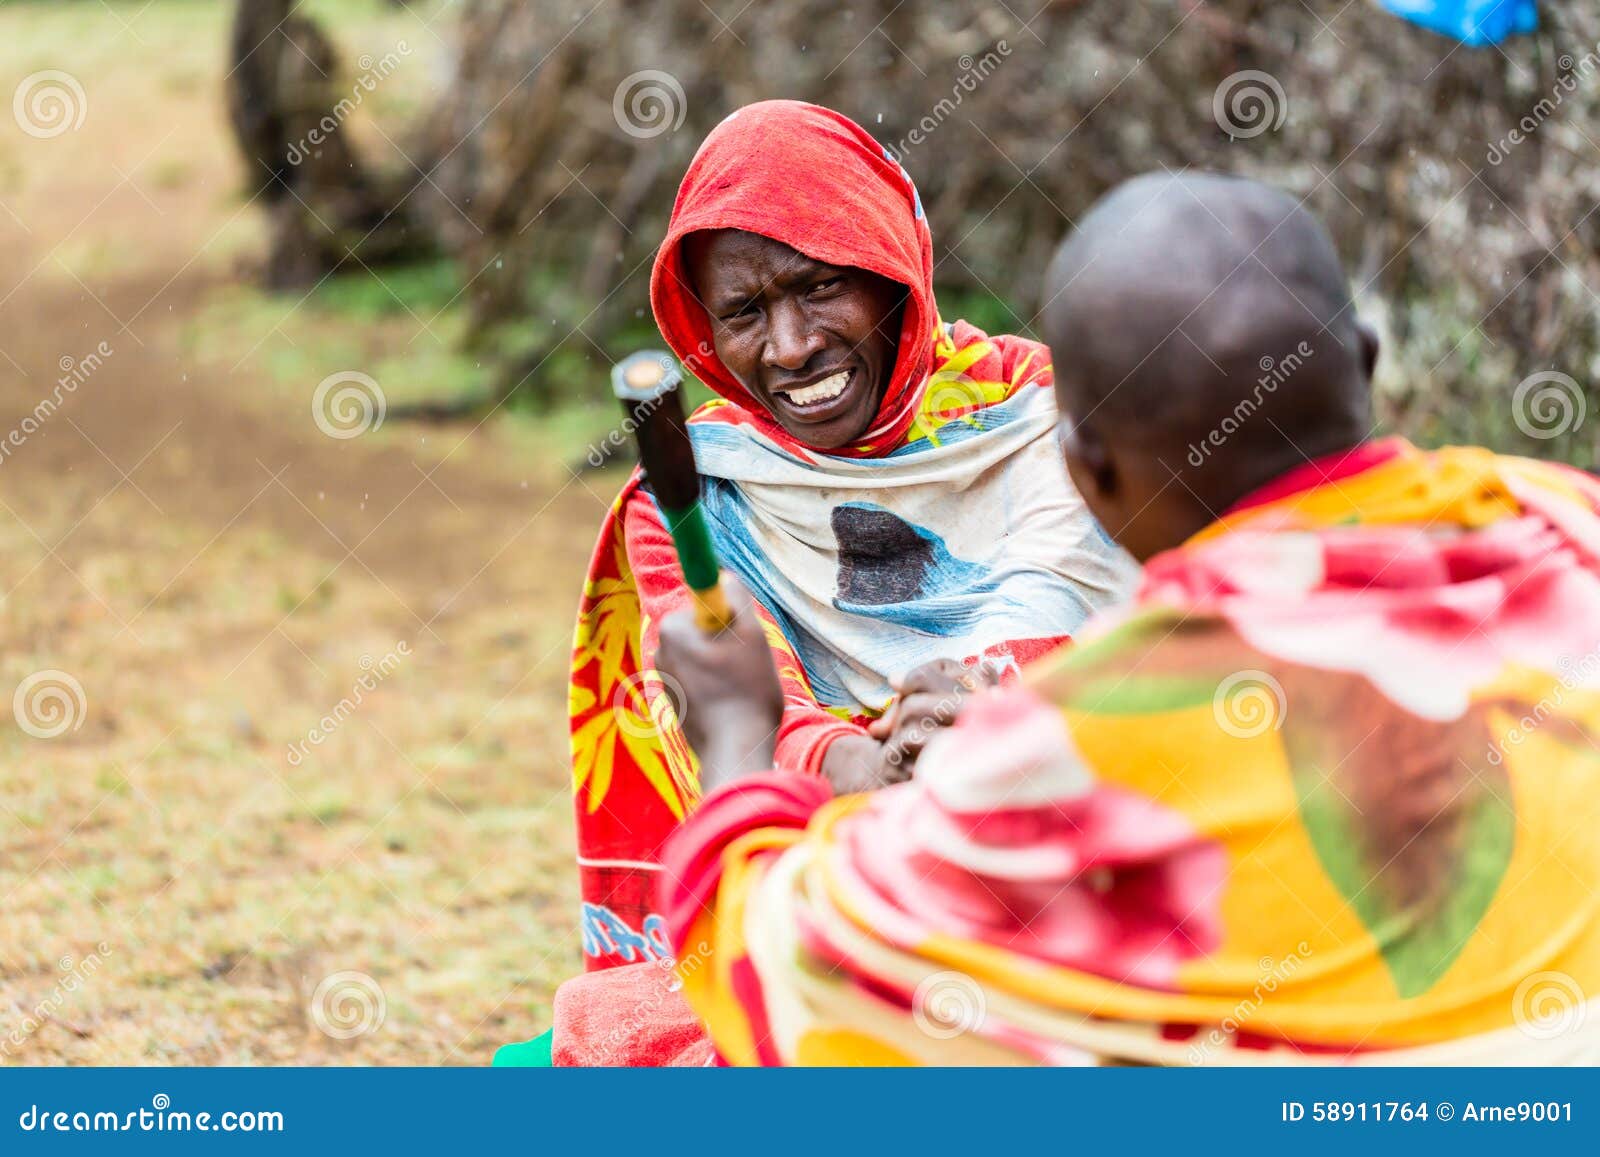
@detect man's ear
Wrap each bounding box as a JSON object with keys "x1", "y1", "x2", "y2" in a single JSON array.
[
  {"x1": 1356, "y1": 318, "x2": 1380, "y2": 380},
  {"x1": 1060, "y1": 413, "x2": 1117, "y2": 501}
]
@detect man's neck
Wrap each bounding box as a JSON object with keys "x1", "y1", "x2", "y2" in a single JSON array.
[{"x1": 1209, "y1": 431, "x2": 1371, "y2": 521}]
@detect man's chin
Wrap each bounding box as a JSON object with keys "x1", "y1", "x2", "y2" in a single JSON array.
[
  {"x1": 781, "y1": 420, "x2": 850, "y2": 449},
  {"x1": 766, "y1": 385, "x2": 881, "y2": 449},
  {"x1": 775, "y1": 404, "x2": 877, "y2": 449}
]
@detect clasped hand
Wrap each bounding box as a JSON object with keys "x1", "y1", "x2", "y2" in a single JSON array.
[{"x1": 654, "y1": 576, "x2": 996, "y2": 794}]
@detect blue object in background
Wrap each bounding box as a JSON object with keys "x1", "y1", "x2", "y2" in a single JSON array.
[{"x1": 1379, "y1": 0, "x2": 1538, "y2": 45}]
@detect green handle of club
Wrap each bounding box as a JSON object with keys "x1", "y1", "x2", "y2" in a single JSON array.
[
  {"x1": 661, "y1": 502, "x2": 732, "y2": 631},
  {"x1": 661, "y1": 502, "x2": 719, "y2": 591}
]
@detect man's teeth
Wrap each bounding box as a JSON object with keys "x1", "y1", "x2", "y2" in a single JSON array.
[{"x1": 787, "y1": 371, "x2": 851, "y2": 406}]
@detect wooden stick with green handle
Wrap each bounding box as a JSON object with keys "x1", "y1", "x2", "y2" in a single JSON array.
[{"x1": 611, "y1": 350, "x2": 735, "y2": 633}]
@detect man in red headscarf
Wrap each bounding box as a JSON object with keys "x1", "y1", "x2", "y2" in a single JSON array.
[{"x1": 565, "y1": 101, "x2": 1133, "y2": 984}]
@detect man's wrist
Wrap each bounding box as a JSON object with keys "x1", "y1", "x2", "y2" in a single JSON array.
[{"x1": 693, "y1": 711, "x2": 779, "y2": 791}]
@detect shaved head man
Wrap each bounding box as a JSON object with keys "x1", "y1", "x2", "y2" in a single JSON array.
[{"x1": 1041, "y1": 171, "x2": 1378, "y2": 561}]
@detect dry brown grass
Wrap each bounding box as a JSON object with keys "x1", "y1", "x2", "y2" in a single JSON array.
[{"x1": 0, "y1": 0, "x2": 610, "y2": 1065}]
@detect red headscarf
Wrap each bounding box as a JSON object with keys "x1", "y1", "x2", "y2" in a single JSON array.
[{"x1": 649, "y1": 101, "x2": 937, "y2": 457}]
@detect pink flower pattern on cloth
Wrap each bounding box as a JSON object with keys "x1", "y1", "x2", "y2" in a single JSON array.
[
  {"x1": 1140, "y1": 516, "x2": 1600, "y2": 721},
  {"x1": 823, "y1": 690, "x2": 1227, "y2": 990}
]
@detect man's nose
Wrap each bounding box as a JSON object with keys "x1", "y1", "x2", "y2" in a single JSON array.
[{"x1": 761, "y1": 299, "x2": 826, "y2": 371}]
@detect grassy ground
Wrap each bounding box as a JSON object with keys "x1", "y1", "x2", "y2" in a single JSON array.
[{"x1": 0, "y1": 0, "x2": 621, "y2": 1063}]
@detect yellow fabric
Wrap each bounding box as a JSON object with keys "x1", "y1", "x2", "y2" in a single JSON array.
[{"x1": 679, "y1": 443, "x2": 1600, "y2": 1064}]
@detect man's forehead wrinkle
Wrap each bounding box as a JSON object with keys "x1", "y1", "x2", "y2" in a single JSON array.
[
  {"x1": 711, "y1": 250, "x2": 828, "y2": 301},
  {"x1": 774, "y1": 251, "x2": 828, "y2": 285}
]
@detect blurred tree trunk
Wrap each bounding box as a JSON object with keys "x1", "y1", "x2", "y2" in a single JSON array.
[{"x1": 225, "y1": 0, "x2": 429, "y2": 288}]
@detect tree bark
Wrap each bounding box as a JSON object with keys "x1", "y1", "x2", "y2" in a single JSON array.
[{"x1": 225, "y1": 0, "x2": 430, "y2": 289}]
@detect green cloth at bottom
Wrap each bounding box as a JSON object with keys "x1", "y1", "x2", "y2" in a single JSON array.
[{"x1": 492, "y1": 1029, "x2": 553, "y2": 1067}]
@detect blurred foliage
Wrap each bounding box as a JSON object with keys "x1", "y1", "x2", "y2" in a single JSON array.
[
  {"x1": 196, "y1": 0, "x2": 1600, "y2": 464},
  {"x1": 313, "y1": 257, "x2": 464, "y2": 320},
  {"x1": 390, "y1": 0, "x2": 1598, "y2": 465}
]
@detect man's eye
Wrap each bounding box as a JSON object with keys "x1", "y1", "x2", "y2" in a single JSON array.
[
  {"x1": 809, "y1": 277, "x2": 843, "y2": 295},
  {"x1": 719, "y1": 303, "x2": 758, "y2": 322}
]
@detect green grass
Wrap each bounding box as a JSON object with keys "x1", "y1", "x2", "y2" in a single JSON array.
[{"x1": 313, "y1": 257, "x2": 465, "y2": 320}]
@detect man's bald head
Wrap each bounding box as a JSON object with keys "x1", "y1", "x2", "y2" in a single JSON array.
[{"x1": 1041, "y1": 172, "x2": 1377, "y2": 560}]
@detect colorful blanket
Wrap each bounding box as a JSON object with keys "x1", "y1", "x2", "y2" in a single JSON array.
[
  {"x1": 661, "y1": 439, "x2": 1600, "y2": 1063},
  {"x1": 569, "y1": 101, "x2": 1133, "y2": 970},
  {"x1": 570, "y1": 332, "x2": 1134, "y2": 970}
]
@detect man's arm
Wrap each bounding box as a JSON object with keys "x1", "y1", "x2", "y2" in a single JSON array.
[
  {"x1": 628, "y1": 491, "x2": 900, "y2": 791},
  {"x1": 654, "y1": 577, "x2": 786, "y2": 794}
]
